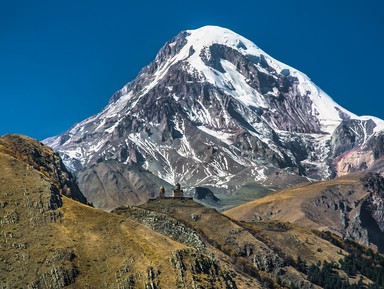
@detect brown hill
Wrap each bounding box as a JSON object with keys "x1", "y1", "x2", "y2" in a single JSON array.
[
  {"x1": 0, "y1": 134, "x2": 88, "y2": 204},
  {"x1": 225, "y1": 172, "x2": 384, "y2": 252},
  {"x1": 2, "y1": 134, "x2": 383, "y2": 288},
  {"x1": 113, "y1": 197, "x2": 383, "y2": 288},
  {"x1": 0, "y1": 135, "x2": 250, "y2": 288}
]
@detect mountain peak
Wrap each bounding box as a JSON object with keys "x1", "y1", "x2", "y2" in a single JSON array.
[
  {"x1": 139, "y1": 25, "x2": 358, "y2": 135},
  {"x1": 44, "y1": 27, "x2": 384, "y2": 211},
  {"x1": 186, "y1": 25, "x2": 259, "y2": 51}
]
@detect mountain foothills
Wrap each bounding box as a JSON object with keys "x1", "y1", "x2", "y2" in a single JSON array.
[
  {"x1": 0, "y1": 134, "x2": 249, "y2": 288},
  {"x1": 1, "y1": 134, "x2": 384, "y2": 289},
  {"x1": 225, "y1": 172, "x2": 384, "y2": 253},
  {"x1": 44, "y1": 26, "x2": 384, "y2": 211}
]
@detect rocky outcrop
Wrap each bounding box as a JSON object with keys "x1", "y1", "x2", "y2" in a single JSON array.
[
  {"x1": 359, "y1": 172, "x2": 384, "y2": 251},
  {"x1": 331, "y1": 119, "x2": 376, "y2": 158},
  {"x1": 113, "y1": 250, "x2": 238, "y2": 289},
  {"x1": 332, "y1": 129, "x2": 384, "y2": 177},
  {"x1": 333, "y1": 149, "x2": 375, "y2": 177},
  {"x1": 27, "y1": 249, "x2": 79, "y2": 289},
  {"x1": 169, "y1": 249, "x2": 237, "y2": 289},
  {"x1": 194, "y1": 186, "x2": 222, "y2": 207},
  {"x1": 113, "y1": 204, "x2": 205, "y2": 250},
  {"x1": 0, "y1": 134, "x2": 88, "y2": 205}
]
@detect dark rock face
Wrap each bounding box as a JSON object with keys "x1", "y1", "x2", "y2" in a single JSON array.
[
  {"x1": 360, "y1": 173, "x2": 384, "y2": 251},
  {"x1": 331, "y1": 119, "x2": 376, "y2": 158},
  {"x1": 366, "y1": 132, "x2": 384, "y2": 161},
  {"x1": 302, "y1": 174, "x2": 384, "y2": 253},
  {"x1": 332, "y1": 130, "x2": 384, "y2": 177},
  {"x1": 194, "y1": 187, "x2": 221, "y2": 203},
  {"x1": 44, "y1": 26, "x2": 384, "y2": 210}
]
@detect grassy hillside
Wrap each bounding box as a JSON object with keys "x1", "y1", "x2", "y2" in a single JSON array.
[
  {"x1": 225, "y1": 173, "x2": 364, "y2": 224},
  {"x1": 114, "y1": 198, "x2": 384, "y2": 288},
  {"x1": 0, "y1": 135, "x2": 242, "y2": 289},
  {"x1": 224, "y1": 172, "x2": 384, "y2": 250},
  {"x1": 2, "y1": 134, "x2": 383, "y2": 288}
]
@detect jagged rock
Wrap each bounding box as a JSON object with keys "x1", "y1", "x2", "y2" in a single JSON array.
[
  {"x1": 360, "y1": 173, "x2": 384, "y2": 251},
  {"x1": 331, "y1": 119, "x2": 376, "y2": 158},
  {"x1": 169, "y1": 249, "x2": 238, "y2": 289}
]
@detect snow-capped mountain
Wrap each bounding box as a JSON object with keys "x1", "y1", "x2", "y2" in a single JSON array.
[{"x1": 45, "y1": 26, "x2": 384, "y2": 210}]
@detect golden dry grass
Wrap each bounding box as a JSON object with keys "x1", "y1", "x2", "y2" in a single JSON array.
[
  {"x1": 1, "y1": 136, "x2": 240, "y2": 288},
  {"x1": 243, "y1": 221, "x2": 347, "y2": 265},
  {"x1": 53, "y1": 197, "x2": 189, "y2": 288},
  {"x1": 0, "y1": 147, "x2": 191, "y2": 288},
  {"x1": 224, "y1": 173, "x2": 366, "y2": 228}
]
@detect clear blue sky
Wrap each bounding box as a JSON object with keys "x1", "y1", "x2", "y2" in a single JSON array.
[{"x1": 1, "y1": 0, "x2": 383, "y2": 140}]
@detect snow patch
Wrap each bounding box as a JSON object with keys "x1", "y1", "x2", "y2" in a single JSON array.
[{"x1": 197, "y1": 126, "x2": 233, "y2": 145}]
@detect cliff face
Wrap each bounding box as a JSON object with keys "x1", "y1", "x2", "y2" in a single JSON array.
[
  {"x1": 332, "y1": 131, "x2": 384, "y2": 177},
  {"x1": 360, "y1": 173, "x2": 384, "y2": 252}
]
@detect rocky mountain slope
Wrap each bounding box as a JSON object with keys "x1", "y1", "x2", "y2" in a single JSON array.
[
  {"x1": 44, "y1": 25, "x2": 384, "y2": 210},
  {"x1": 0, "y1": 134, "x2": 88, "y2": 205},
  {"x1": 225, "y1": 172, "x2": 384, "y2": 253},
  {"x1": 0, "y1": 134, "x2": 252, "y2": 288},
  {"x1": 1, "y1": 134, "x2": 383, "y2": 288},
  {"x1": 113, "y1": 198, "x2": 384, "y2": 288}
]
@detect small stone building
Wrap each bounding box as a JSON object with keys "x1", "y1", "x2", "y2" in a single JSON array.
[
  {"x1": 155, "y1": 183, "x2": 188, "y2": 199},
  {"x1": 172, "y1": 183, "x2": 184, "y2": 197},
  {"x1": 159, "y1": 186, "x2": 166, "y2": 198}
]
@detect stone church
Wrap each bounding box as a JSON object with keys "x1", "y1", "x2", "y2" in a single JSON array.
[{"x1": 157, "y1": 183, "x2": 185, "y2": 198}]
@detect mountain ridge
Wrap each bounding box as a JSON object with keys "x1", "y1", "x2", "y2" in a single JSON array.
[{"x1": 44, "y1": 25, "x2": 384, "y2": 210}]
